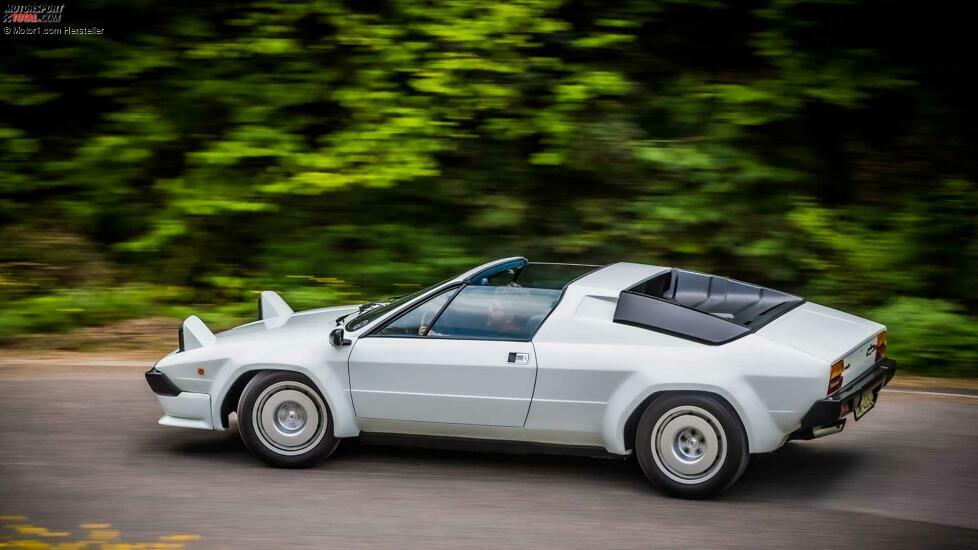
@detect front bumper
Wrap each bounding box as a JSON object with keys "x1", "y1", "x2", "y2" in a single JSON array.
[
  {"x1": 145, "y1": 367, "x2": 214, "y2": 430},
  {"x1": 792, "y1": 358, "x2": 897, "y2": 440}
]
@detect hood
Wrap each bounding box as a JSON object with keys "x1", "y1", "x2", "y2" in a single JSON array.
[{"x1": 215, "y1": 304, "x2": 360, "y2": 343}]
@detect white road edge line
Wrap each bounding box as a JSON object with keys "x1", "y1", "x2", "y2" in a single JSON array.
[{"x1": 883, "y1": 388, "x2": 978, "y2": 399}]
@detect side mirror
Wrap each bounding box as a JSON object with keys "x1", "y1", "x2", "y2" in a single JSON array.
[{"x1": 329, "y1": 327, "x2": 350, "y2": 346}]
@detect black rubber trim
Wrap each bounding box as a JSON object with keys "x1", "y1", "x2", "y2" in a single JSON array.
[
  {"x1": 177, "y1": 321, "x2": 185, "y2": 352},
  {"x1": 145, "y1": 367, "x2": 181, "y2": 396},
  {"x1": 798, "y1": 358, "x2": 897, "y2": 430}
]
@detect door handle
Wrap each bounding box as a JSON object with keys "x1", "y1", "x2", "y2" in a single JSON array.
[{"x1": 507, "y1": 352, "x2": 530, "y2": 364}]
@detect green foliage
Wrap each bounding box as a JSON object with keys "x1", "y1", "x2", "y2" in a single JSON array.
[
  {"x1": 1, "y1": 0, "x2": 976, "y2": 374},
  {"x1": 0, "y1": 285, "x2": 190, "y2": 343},
  {"x1": 871, "y1": 299, "x2": 978, "y2": 378}
]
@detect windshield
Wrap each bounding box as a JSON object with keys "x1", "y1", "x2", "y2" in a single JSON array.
[{"x1": 344, "y1": 278, "x2": 453, "y2": 332}]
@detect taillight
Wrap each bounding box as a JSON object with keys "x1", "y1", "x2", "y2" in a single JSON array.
[
  {"x1": 828, "y1": 360, "x2": 844, "y2": 394},
  {"x1": 875, "y1": 331, "x2": 887, "y2": 361}
]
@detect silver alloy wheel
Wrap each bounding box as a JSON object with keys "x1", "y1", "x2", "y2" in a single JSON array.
[
  {"x1": 650, "y1": 405, "x2": 726, "y2": 485},
  {"x1": 252, "y1": 380, "x2": 328, "y2": 456}
]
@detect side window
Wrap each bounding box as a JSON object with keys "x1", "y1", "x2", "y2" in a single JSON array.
[
  {"x1": 429, "y1": 286, "x2": 560, "y2": 340},
  {"x1": 376, "y1": 289, "x2": 455, "y2": 337}
]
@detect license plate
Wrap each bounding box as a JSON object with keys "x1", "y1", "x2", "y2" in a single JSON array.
[{"x1": 853, "y1": 386, "x2": 878, "y2": 420}]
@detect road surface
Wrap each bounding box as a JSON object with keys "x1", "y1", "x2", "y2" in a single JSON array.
[{"x1": 1, "y1": 361, "x2": 977, "y2": 548}]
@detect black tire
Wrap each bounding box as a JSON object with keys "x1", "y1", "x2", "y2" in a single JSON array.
[
  {"x1": 634, "y1": 393, "x2": 749, "y2": 499},
  {"x1": 237, "y1": 371, "x2": 340, "y2": 468}
]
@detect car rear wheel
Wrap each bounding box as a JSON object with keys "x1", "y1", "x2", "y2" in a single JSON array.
[
  {"x1": 237, "y1": 371, "x2": 339, "y2": 468},
  {"x1": 635, "y1": 393, "x2": 749, "y2": 498}
]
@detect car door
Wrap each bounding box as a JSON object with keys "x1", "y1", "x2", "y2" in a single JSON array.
[{"x1": 348, "y1": 284, "x2": 557, "y2": 427}]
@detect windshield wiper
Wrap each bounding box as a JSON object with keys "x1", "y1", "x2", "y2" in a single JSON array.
[{"x1": 336, "y1": 301, "x2": 386, "y2": 326}]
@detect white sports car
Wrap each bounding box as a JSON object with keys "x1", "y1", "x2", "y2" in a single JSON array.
[{"x1": 146, "y1": 257, "x2": 895, "y2": 498}]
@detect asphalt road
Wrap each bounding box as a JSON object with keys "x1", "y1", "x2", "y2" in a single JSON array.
[{"x1": 1, "y1": 363, "x2": 977, "y2": 549}]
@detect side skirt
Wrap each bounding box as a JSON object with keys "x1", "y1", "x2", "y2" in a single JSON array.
[{"x1": 356, "y1": 432, "x2": 627, "y2": 460}]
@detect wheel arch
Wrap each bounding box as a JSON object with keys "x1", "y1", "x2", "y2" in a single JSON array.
[
  {"x1": 218, "y1": 369, "x2": 264, "y2": 429},
  {"x1": 211, "y1": 362, "x2": 360, "y2": 438},
  {"x1": 618, "y1": 388, "x2": 752, "y2": 454}
]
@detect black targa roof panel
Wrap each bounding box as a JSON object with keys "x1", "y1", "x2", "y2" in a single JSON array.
[{"x1": 614, "y1": 269, "x2": 804, "y2": 345}]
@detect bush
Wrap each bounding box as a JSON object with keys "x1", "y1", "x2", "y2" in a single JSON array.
[
  {"x1": 870, "y1": 298, "x2": 978, "y2": 377},
  {"x1": 0, "y1": 281, "x2": 359, "y2": 344},
  {"x1": 0, "y1": 285, "x2": 191, "y2": 343}
]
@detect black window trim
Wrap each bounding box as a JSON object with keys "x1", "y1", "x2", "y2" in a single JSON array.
[
  {"x1": 421, "y1": 285, "x2": 462, "y2": 337},
  {"x1": 363, "y1": 283, "x2": 464, "y2": 339}
]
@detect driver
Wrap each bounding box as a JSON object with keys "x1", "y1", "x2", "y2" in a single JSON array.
[
  {"x1": 485, "y1": 288, "x2": 523, "y2": 336},
  {"x1": 416, "y1": 286, "x2": 525, "y2": 337}
]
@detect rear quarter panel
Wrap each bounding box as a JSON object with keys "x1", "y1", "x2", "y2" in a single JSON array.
[
  {"x1": 758, "y1": 301, "x2": 885, "y2": 386},
  {"x1": 531, "y1": 289, "x2": 827, "y2": 454}
]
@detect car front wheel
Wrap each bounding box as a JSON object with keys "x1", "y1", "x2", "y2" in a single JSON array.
[
  {"x1": 237, "y1": 371, "x2": 339, "y2": 468},
  {"x1": 635, "y1": 393, "x2": 749, "y2": 498}
]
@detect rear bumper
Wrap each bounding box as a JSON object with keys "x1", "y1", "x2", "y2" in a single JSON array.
[{"x1": 792, "y1": 358, "x2": 897, "y2": 439}]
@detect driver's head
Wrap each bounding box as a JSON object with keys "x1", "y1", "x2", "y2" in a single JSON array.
[{"x1": 486, "y1": 288, "x2": 517, "y2": 331}]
